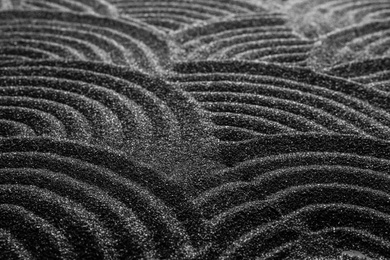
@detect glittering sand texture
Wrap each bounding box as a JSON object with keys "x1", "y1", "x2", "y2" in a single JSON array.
[{"x1": 0, "y1": 1, "x2": 390, "y2": 259}]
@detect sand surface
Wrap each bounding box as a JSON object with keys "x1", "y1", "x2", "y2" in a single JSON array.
[{"x1": 0, "y1": 0, "x2": 390, "y2": 259}]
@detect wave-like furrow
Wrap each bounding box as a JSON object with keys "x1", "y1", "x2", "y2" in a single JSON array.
[
  {"x1": 326, "y1": 58, "x2": 390, "y2": 92},
  {"x1": 0, "y1": 0, "x2": 117, "y2": 16},
  {"x1": 0, "y1": 10, "x2": 172, "y2": 73},
  {"x1": 0, "y1": 60, "x2": 212, "y2": 151},
  {"x1": 219, "y1": 132, "x2": 390, "y2": 166},
  {"x1": 191, "y1": 134, "x2": 390, "y2": 259},
  {"x1": 287, "y1": 0, "x2": 390, "y2": 38},
  {"x1": 108, "y1": 0, "x2": 264, "y2": 32},
  {"x1": 197, "y1": 138, "x2": 390, "y2": 211},
  {"x1": 0, "y1": 46, "x2": 59, "y2": 61},
  {"x1": 196, "y1": 198, "x2": 390, "y2": 259},
  {"x1": 174, "y1": 14, "x2": 288, "y2": 44},
  {"x1": 0, "y1": 137, "x2": 206, "y2": 259},
  {"x1": 307, "y1": 19, "x2": 390, "y2": 70},
  {"x1": 0, "y1": 119, "x2": 35, "y2": 137},
  {"x1": 204, "y1": 206, "x2": 390, "y2": 259},
  {"x1": 168, "y1": 60, "x2": 390, "y2": 142},
  {"x1": 173, "y1": 14, "x2": 313, "y2": 65},
  {"x1": 0, "y1": 60, "x2": 222, "y2": 186}
]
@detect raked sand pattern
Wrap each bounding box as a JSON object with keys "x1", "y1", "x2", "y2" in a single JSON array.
[{"x1": 0, "y1": 0, "x2": 390, "y2": 259}]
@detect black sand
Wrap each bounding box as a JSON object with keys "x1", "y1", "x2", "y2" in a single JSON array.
[{"x1": 0, "y1": 0, "x2": 390, "y2": 259}]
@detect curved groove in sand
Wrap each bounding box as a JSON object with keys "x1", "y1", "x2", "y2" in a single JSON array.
[
  {"x1": 170, "y1": 61, "x2": 390, "y2": 141},
  {"x1": 193, "y1": 134, "x2": 390, "y2": 259},
  {"x1": 173, "y1": 15, "x2": 313, "y2": 65},
  {"x1": 0, "y1": 137, "x2": 200, "y2": 259},
  {"x1": 109, "y1": 0, "x2": 264, "y2": 31},
  {"x1": 308, "y1": 19, "x2": 390, "y2": 69},
  {"x1": 0, "y1": 10, "x2": 172, "y2": 73},
  {"x1": 0, "y1": 60, "x2": 209, "y2": 153}
]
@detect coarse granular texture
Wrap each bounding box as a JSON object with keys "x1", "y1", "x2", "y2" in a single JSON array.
[{"x1": 0, "y1": 1, "x2": 390, "y2": 259}]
